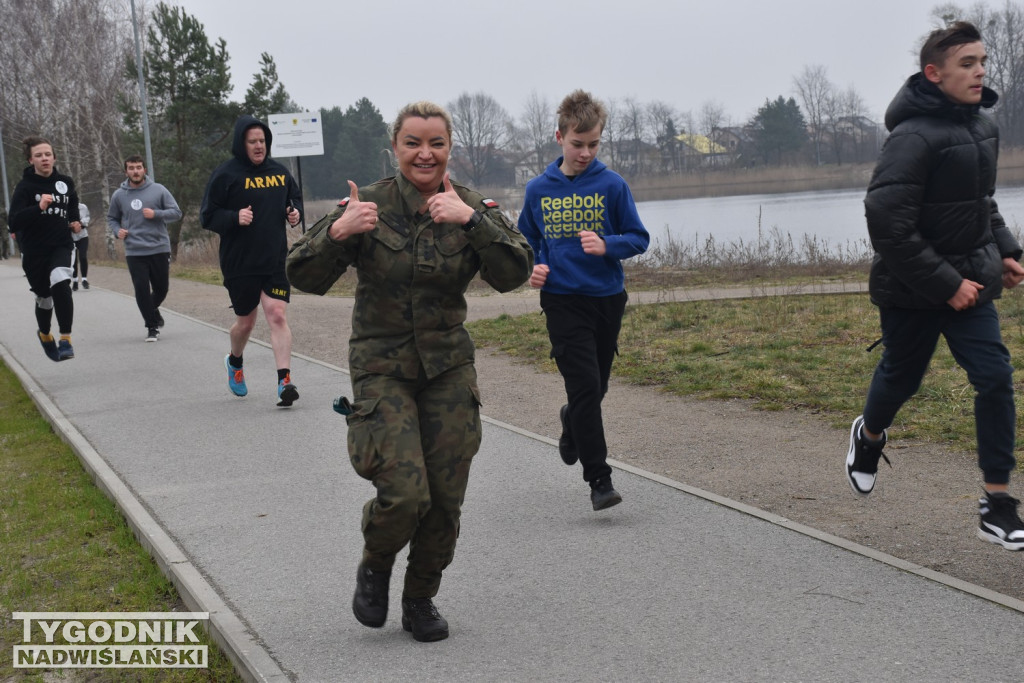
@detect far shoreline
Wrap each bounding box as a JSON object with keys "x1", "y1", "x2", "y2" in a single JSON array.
[{"x1": 482, "y1": 150, "x2": 1024, "y2": 207}]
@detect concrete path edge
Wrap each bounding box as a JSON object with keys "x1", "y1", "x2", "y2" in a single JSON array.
[{"x1": 0, "y1": 341, "x2": 292, "y2": 683}]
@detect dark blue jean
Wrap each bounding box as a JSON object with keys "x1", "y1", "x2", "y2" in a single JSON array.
[
  {"x1": 862, "y1": 302, "x2": 1017, "y2": 484},
  {"x1": 541, "y1": 290, "x2": 628, "y2": 484}
]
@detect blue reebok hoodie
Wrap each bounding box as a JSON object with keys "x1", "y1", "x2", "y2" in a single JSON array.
[{"x1": 518, "y1": 157, "x2": 649, "y2": 296}]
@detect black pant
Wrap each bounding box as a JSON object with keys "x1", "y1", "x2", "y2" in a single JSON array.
[
  {"x1": 126, "y1": 253, "x2": 170, "y2": 328},
  {"x1": 541, "y1": 290, "x2": 628, "y2": 483},
  {"x1": 73, "y1": 236, "x2": 89, "y2": 279},
  {"x1": 23, "y1": 246, "x2": 75, "y2": 335},
  {"x1": 862, "y1": 303, "x2": 1017, "y2": 484}
]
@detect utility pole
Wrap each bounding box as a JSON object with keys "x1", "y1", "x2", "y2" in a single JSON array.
[
  {"x1": 0, "y1": 116, "x2": 13, "y2": 256},
  {"x1": 130, "y1": 0, "x2": 155, "y2": 180}
]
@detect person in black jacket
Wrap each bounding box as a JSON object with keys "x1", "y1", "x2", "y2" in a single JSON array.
[
  {"x1": 201, "y1": 115, "x2": 303, "y2": 406},
  {"x1": 846, "y1": 22, "x2": 1024, "y2": 551},
  {"x1": 9, "y1": 136, "x2": 82, "y2": 361}
]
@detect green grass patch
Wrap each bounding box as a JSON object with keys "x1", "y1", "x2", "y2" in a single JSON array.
[
  {"x1": 0, "y1": 360, "x2": 241, "y2": 681},
  {"x1": 467, "y1": 291, "x2": 1024, "y2": 462},
  {"x1": 169, "y1": 264, "x2": 223, "y2": 287}
]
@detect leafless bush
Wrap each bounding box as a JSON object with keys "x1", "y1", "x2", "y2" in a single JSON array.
[{"x1": 634, "y1": 223, "x2": 872, "y2": 285}]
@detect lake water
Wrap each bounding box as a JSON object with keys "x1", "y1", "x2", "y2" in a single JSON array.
[{"x1": 636, "y1": 185, "x2": 1024, "y2": 249}]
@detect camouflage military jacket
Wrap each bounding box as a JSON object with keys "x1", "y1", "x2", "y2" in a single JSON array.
[{"x1": 287, "y1": 173, "x2": 533, "y2": 379}]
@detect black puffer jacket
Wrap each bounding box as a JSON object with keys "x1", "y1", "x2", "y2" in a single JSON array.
[{"x1": 865, "y1": 73, "x2": 1021, "y2": 309}]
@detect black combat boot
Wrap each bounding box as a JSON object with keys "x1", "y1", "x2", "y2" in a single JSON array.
[
  {"x1": 401, "y1": 597, "x2": 449, "y2": 642},
  {"x1": 352, "y1": 563, "x2": 391, "y2": 627}
]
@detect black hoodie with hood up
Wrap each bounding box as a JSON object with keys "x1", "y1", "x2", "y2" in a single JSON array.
[{"x1": 200, "y1": 115, "x2": 303, "y2": 280}]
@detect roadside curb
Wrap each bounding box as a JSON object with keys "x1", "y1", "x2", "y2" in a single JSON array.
[{"x1": 0, "y1": 343, "x2": 292, "y2": 683}]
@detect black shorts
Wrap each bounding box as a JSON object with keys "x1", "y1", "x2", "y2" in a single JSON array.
[
  {"x1": 22, "y1": 246, "x2": 75, "y2": 297},
  {"x1": 225, "y1": 272, "x2": 290, "y2": 316}
]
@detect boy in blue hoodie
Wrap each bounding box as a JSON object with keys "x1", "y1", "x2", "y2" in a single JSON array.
[{"x1": 518, "y1": 90, "x2": 650, "y2": 510}]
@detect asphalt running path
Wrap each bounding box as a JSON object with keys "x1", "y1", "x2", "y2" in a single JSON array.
[{"x1": 1, "y1": 263, "x2": 1021, "y2": 682}]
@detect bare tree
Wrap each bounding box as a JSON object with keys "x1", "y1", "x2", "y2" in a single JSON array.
[
  {"x1": 840, "y1": 86, "x2": 873, "y2": 162},
  {"x1": 793, "y1": 65, "x2": 833, "y2": 165},
  {"x1": 515, "y1": 90, "x2": 557, "y2": 178},
  {"x1": 930, "y1": 2, "x2": 966, "y2": 28},
  {"x1": 697, "y1": 100, "x2": 727, "y2": 140},
  {"x1": 447, "y1": 92, "x2": 512, "y2": 186},
  {"x1": 601, "y1": 97, "x2": 622, "y2": 170},
  {"x1": 0, "y1": 0, "x2": 133, "y2": 245},
  {"x1": 645, "y1": 101, "x2": 677, "y2": 137},
  {"x1": 617, "y1": 97, "x2": 648, "y2": 175},
  {"x1": 645, "y1": 100, "x2": 677, "y2": 173}
]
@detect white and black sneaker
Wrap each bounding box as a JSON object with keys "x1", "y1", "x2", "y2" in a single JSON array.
[
  {"x1": 145, "y1": 327, "x2": 160, "y2": 343},
  {"x1": 845, "y1": 415, "x2": 890, "y2": 496},
  {"x1": 978, "y1": 492, "x2": 1024, "y2": 550}
]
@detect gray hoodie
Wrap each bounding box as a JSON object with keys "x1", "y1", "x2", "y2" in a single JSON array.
[{"x1": 107, "y1": 176, "x2": 182, "y2": 256}]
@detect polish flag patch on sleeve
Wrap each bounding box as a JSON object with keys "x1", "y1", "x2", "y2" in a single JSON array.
[
  {"x1": 482, "y1": 198, "x2": 499, "y2": 209},
  {"x1": 337, "y1": 197, "x2": 350, "y2": 207}
]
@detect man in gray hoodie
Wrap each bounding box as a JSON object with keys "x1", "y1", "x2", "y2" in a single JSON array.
[{"x1": 107, "y1": 155, "x2": 182, "y2": 342}]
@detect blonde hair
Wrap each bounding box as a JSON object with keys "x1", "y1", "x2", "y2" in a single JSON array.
[
  {"x1": 390, "y1": 101, "x2": 453, "y2": 145},
  {"x1": 557, "y1": 90, "x2": 607, "y2": 136}
]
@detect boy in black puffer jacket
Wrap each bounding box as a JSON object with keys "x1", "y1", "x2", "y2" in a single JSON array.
[{"x1": 846, "y1": 21, "x2": 1024, "y2": 551}]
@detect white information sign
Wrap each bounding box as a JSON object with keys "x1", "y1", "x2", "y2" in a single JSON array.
[{"x1": 267, "y1": 112, "x2": 324, "y2": 157}]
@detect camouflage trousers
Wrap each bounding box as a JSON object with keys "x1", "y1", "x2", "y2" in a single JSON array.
[{"x1": 346, "y1": 362, "x2": 482, "y2": 598}]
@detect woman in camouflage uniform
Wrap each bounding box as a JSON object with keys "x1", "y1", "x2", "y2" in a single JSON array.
[{"x1": 286, "y1": 101, "x2": 532, "y2": 642}]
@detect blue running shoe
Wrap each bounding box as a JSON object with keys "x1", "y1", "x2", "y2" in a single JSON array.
[
  {"x1": 277, "y1": 374, "x2": 299, "y2": 407},
  {"x1": 225, "y1": 355, "x2": 247, "y2": 397},
  {"x1": 57, "y1": 339, "x2": 74, "y2": 361},
  {"x1": 38, "y1": 331, "x2": 59, "y2": 362}
]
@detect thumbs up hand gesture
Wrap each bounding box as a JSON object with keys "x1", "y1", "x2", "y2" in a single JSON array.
[
  {"x1": 238, "y1": 205, "x2": 254, "y2": 226},
  {"x1": 426, "y1": 173, "x2": 474, "y2": 226},
  {"x1": 329, "y1": 181, "x2": 378, "y2": 241}
]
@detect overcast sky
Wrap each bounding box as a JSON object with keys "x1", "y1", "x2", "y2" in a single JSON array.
[{"x1": 170, "y1": 0, "x2": 953, "y2": 127}]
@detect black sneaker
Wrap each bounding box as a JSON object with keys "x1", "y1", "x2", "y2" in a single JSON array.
[
  {"x1": 352, "y1": 564, "x2": 391, "y2": 627},
  {"x1": 81, "y1": 279, "x2": 89, "y2": 290},
  {"x1": 558, "y1": 404, "x2": 578, "y2": 465},
  {"x1": 276, "y1": 375, "x2": 299, "y2": 407},
  {"x1": 590, "y1": 476, "x2": 622, "y2": 511},
  {"x1": 71, "y1": 280, "x2": 78, "y2": 291},
  {"x1": 155, "y1": 310, "x2": 164, "y2": 328},
  {"x1": 145, "y1": 328, "x2": 159, "y2": 343},
  {"x1": 978, "y1": 492, "x2": 1024, "y2": 550},
  {"x1": 845, "y1": 415, "x2": 890, "y2": 496},
  {"x1": 401, "y1": 597, "x2": 449, "y2": 642}
]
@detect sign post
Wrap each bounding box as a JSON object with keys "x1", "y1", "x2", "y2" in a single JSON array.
[{"x1": 267, "y1": 113, "x2": 325, "y2": 232}]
